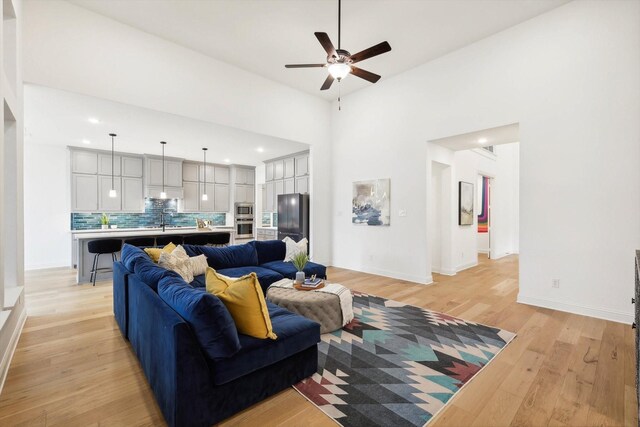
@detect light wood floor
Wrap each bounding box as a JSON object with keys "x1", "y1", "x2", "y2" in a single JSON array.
[{"x1": 0, "y1": 255, "x2": 636, "y2": 426}]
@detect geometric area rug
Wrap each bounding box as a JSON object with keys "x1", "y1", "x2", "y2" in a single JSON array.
[{"x1": 294, "y1": 292, "x2": 516, "y2": 427}]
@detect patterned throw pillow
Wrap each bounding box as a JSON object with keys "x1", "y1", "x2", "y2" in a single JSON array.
[
  {"x1": 283, "y1": 236, "x2": 309, "y2": 262},
  {"x1": 190, "y1": 254, "x2": 208, "y2": 276},
  {"x1": 159, "y1": 245, "x2": 194, "y2": 283},
  {"x1": 144, "y1": 242, "x2": 177, "y2": 263}
]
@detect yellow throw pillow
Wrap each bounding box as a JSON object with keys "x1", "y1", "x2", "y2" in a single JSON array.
[
  {"x1": 144, "y1": 242, "x2": 177, "y2": 263},
  {"x1": 205, "y1": 267, "x2": 277, "y2": 340}
]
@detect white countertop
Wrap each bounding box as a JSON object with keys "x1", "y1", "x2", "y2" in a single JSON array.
[
  {"x1": 257, "y1": 226, "x2": 277, "y2": 230},
  {"x1": 72, "y1": 226, "x2": 234, "y2": 240}
]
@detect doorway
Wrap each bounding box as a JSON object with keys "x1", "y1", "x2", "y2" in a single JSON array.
[{"x1": 477, "y1": 174, "x2": 491, "y2": 259}]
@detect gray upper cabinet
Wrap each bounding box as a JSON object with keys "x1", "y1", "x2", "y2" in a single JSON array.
[
  {"x1": 183, "y1": 162, "x2": 199, "y2": 182},
  {"x1": 235, "y1": 184, "x2": 255, "y2": 203},
  {"x1": 273, "y1": 160, "x2": 284, "y2": 180},
  {"x1": 122, "y1": 156, "x2": 143, "y2": 177},
  {"x1": 199, "y1": 164, "x2": 216, "y2": 183},
  {"x1": 284, "y1": 157, "x2": 295, "y2": 178},
  {"x1": 214, "y1": 166, "x2": 230, "y2": 184},
  {"x1": 182, "y1": 181, "x2": 199, "y2": 212},
  {"x1": 234, "y1": 167, "x2": 255, "y2": 185},
  {"x1": 214, "y1": 184, "x2": 230, "y2": 212},
  {"x1": 71, "y1": 174, "x2": 98, "y2": 212},
  {"x1": 98, "y1": 175, "x2": 122, "y2": 211},
  {"x1": 122, "y1": 177, "x2": 144, "y2": 211},
  {"x1": 265, "y1": 162, "x2": 274, "y2": 181},
  {"x1": 295, "y1": 154, "x2": 309, "y2": 177},
  {"x1": 199, "y1": 184, "x2": 215, "y2": 212},
  {"x1": 98, "y1": 153, "x2": 121, "y2": 176},
  {"x1": 265, "y1": 181, "x2": 275, "y2": 212},
  {"x1": 71, "y1": 150, "x2": 98, "y2": 174},
  {"x1": 284, "y1": 177, "x2": 295, "y2": 194},
  {"x1": 295, "y1": 176, "x2": 309, "y2": 194},
  {"x1": 146, "y1": 158, "x2": 164, "y2": 186},
  {"x1": 165, "y1": 160, "x2": 183, "y2": 187}
]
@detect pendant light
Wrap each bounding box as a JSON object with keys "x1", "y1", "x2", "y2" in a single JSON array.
[
  {"x1": 160, "y1": 141, "x2": 167, "y2": 199},
  {"x1": 108, "y1": 133, "x2": 117, "y2": 198},
  {"x1": 201, "y1": 147, "x2": 209, "y2": 201}
]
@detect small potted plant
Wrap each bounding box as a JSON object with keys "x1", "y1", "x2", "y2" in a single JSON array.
[
  {"x1": 291, "y1": 252, "x2": 309, "y2": 285},
  {"x1": 100, "y1": 213, "x2": 110, "y2": 230}
]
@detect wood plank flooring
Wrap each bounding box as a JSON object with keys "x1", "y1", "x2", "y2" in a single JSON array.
[{"x1": 0, "y1": 255, "x2": 635, "y2": 426}]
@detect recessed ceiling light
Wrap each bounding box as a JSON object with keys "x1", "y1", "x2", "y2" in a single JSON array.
[
  {"x1": 82, "y1": 139, "x2": 91, "y2": 144},
  {"x1": 88, "y1": 117, "x2": 100, "y2": 124},
  {"x1": 478, "y1": 138, "x2": 488, "y2": 144},
  {"x1": 224, "y1": 158, "x2": 231, "y2": 163},
  {"x1": 256, "y1": 147, "x2": 264, "y2": 153}
]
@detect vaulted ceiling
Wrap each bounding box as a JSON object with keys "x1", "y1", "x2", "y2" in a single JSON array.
[{"x1": 68, "y1": 0, "x2": 569, "y2": 101}]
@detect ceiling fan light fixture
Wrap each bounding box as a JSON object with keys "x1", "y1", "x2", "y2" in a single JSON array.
[{"x1": 328, "y1": 62, "x2": 351, "y2": 80}]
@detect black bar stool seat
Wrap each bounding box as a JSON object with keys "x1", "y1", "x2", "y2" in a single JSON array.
[
  {"x1": 87, "y1": 238, "x2": 122, "y2": 286},
  {"x1": 207, "y1": 233, "x2": 231, "y2": 247},
  {"x1": 156, "y1": 235, "x2": 183, "y2": 246},
  {"x1": 123, "y1": 237, "x2": 155, "y2": 247},
  {"x1": 183, "y1": 234, "x2": 209, "y2": 246}
]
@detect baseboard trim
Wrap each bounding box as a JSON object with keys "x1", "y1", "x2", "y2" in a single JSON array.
[
  {"x1": 333, "y1": 264, "x2": 432, "y2": 285},
  {"x1": 0, "y1": 306, "x2": 27, "y2": 396},
  {"x1": 517, "y1": 294, "x2": 634, "y2": 325},
  {"x1": 477, "y1": 249, "x2": 490, "y2": 254},
  {"x1": 456, "y1": 261, "x2": 478, "y2": 273}
]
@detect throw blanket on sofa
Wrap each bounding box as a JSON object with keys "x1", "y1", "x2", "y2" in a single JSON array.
[{"x1": 268, "y1": 279, "x2": 354, "y2": 327}]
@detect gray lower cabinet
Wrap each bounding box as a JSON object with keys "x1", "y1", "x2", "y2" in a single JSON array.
[
  {"x1": 214, "y1": 184, "x2": 230, "y2": 212},
  {"x1": 98, "y1": 175, "x2": 122, "y2": 211},
  {"x1": 257, "y1": 228, "x2": 277, "y2": 241},
  {"x1": 122, "y1": 177, "x2": 144, "y2": 211},
  {"x1": 72, "y1": 174, "x2": 98, "y2": 212}
]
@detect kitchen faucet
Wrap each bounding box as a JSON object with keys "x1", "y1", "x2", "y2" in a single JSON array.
[{"x1": 160, "y1": 208, "x2": 175, "y2": 232}]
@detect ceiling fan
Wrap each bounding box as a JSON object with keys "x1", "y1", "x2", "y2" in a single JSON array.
[{"x1": 285, "y1": 0, "x2": 391, "y2": 91}]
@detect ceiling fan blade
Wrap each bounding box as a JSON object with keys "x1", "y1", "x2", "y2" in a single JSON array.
[
  {"x1": 320, "y1": 74, "x2": 335, "y2": 90},
  {"x1": 315, "y1": 32, "x2": 338, "y2": 59},
  {"x1": 350, "y1": 66, "x2": 381, "y2": 84},
  {"x1": 285, "y1": 64, "x2": 326, "y2": 68},
  {"x1": 350, "y1": 41, "x2": 391, "y2": 64}
]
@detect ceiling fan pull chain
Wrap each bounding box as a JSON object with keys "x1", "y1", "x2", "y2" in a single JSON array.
[{"x1": 338, "y1": 82, "x2": 342, "y2": 111}]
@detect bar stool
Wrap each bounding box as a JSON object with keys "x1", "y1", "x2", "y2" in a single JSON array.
[
  {"x1": 87, "y1": 239, "x2": 122, "y2": 286},
  {"x1": 183, "y1": 234, "x2": 209, "y2": 246},
  {"x1": 123, "y1": 237, "x2": 155, "y2": 247},
  {"x1": 207, "y1": 233, "x2": 230, "y2": 247},
  {"x1": 156, "y1": 235, "x2": 183, "y2": 246}
]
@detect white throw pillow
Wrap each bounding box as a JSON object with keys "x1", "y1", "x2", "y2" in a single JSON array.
[
  {"x1": 283, "y1": 237, "x2": 309, "y2": 262},
  {"x1": 189, "y1": 254, "x2": 208, "y2": 276},
  {"x1": 159, "y1": 245, "x2": 194, "y2": 283}
]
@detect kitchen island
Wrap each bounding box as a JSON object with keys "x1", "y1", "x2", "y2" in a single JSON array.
[{"x1": 71, "y1": 226, "x2": 234, "y2": 284}]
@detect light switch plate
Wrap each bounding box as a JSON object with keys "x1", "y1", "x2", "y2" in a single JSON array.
[{"x1": 398, "y1": 209, "x2": 407, "y2": 217}]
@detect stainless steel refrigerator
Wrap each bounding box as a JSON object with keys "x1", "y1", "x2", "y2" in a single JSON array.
[{"x1": 277, "y1": 193, "x2": 309, "y2": 244}]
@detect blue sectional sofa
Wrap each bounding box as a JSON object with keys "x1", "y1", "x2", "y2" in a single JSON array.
[{"x1": 113, "y1": 241, "x2": 326, "y2": 427}]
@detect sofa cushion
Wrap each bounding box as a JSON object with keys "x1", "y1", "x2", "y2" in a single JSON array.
[
  {"x1": 249, "y1": 240, "x2": 286, "y2": 265},
  {"x1": 210, "y1": 302, "x2": 320, "y2": 385},
  {"x1": 183, "y1": 243, "x2": 259, "y2": 270},
  {"x1": 216, "y1": 266, "x2": 284, "y2": 292},
  {"x1": 158, "y1": 276, "x2": 241, "y2": 360},
  {"x1": 260, "y1": 261, "x2": 327, "y2": 281},
  {"x1": 190, "y1": 274, "x2": 206, "y2": 288},
  {"x1": 206, "y1": 269, "x2": 277, "y2": 340},
  {"x1": 121, "y1": 243, "x2": 149, "y2": 272},
  {"x1": 133, "y1": 255, "x2": 182, "y2": 292}
]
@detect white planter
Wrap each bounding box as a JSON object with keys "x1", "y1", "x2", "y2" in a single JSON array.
[
  {"x1": 295, "y1": 271, "x2": 305, "y2": 284},
  {"x1": 101, "y1": 225, "x2": 108, "y2": 230}
]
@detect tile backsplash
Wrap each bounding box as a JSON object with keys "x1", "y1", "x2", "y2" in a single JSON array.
[{"x1": 71, "y1": 199, "x2": 227, "y2": 230}]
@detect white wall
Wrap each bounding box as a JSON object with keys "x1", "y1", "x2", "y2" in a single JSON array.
[
  {"x1": 23, "y1": 144, "x2": 71, "y2": 269},
  {"x1": 331, "y1": 1, "x2": 640, "y2": 323},
  {"x1": 22, "y1": 0, "x2": 333, "y2": 264}
]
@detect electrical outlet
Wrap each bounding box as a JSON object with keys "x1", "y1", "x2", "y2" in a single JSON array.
[
  {"x1": 398, "y1": 209, "x2": 407, "y2": 217},
  {"x1": 552, "y1": 279, "x2": 560, "y2": 288}
]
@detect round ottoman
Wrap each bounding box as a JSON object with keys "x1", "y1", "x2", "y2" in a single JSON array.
[{"x1": 267, "y1": 286, "x2": 344, "y2": 333}]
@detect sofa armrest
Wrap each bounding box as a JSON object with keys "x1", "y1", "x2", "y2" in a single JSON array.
[
  {"x1": 112, "y1": 261, "x2": 129, "y2": 338},
  {"x1": 128, "y1": 275, "x2": 215, "y2": 427}
]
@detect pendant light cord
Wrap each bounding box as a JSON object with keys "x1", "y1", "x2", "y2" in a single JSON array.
[
  {"x1": 203, "y1": 148, "x2": 207, "y2": 195},
  {"x1": 111, "y1": 135, "x2": 114, "y2": 189},
  {"x1": 161, "y1": 142, "x2": 165, "y2": 193}
]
